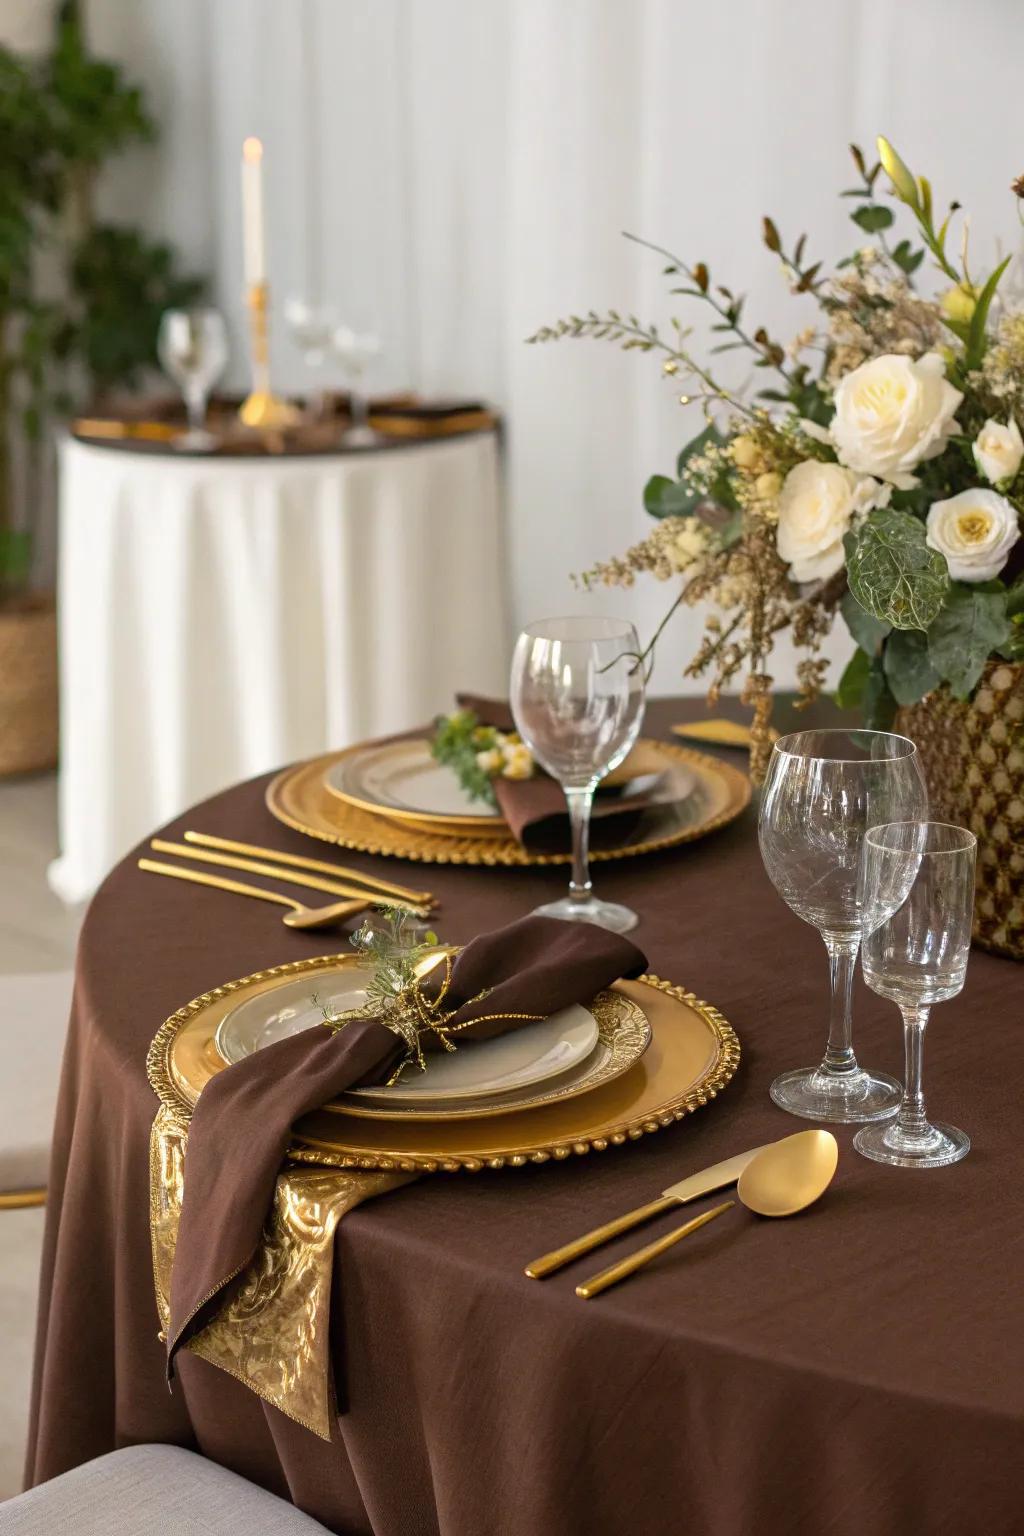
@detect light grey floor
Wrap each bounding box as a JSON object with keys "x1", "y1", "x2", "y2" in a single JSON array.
[{"x1": 0, "y1": 773, "x2": 79, "y2": 1499}]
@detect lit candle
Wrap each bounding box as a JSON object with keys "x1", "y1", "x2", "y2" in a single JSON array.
[{"x1": 241, "y1": 137, "x2": 266, "y2": 287}]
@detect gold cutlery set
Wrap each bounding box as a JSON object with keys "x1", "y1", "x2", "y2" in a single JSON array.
[
  {"x1": 526, "y1": 1129, "x2": 838, "y2": 1298},
  {"x1": 139, "y1": 829, "x2": 436, "y2": 926}
]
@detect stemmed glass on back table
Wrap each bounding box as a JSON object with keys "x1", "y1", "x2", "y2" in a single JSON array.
[
  {"x1": 510, "y1": 616, "x2": 645, "y2": 934},
  {"x1": 758, "y1": 729, "x2": 928, "y2": 1123}
]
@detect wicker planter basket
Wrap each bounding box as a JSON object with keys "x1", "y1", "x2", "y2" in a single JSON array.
[
  {"x1": 0, "y1": 593, "x2": 58, "y2": 777},
  {"x1": 895, "y1": 661, "x2": 1024, "y2": 961}
]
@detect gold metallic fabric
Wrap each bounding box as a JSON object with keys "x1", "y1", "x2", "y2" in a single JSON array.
[{"x1": 149, "y1": 1103, "x2": 412, "y2": 1439}]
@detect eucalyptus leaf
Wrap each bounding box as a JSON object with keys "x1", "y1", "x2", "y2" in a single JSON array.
[
  {"x1": 846, "y1": 509, "x2": 950, "y2": 631},
  {"x1": 840, "y1": 589, "x2": 890, "y2": 654},
  {"x1": 835, "y1": 647, "x2": 870, "y2": 710},
  {"x1": 927, "y1": 587, "x2": 1011, "y2": 699},
  {"x1": 882, "y1": 629, "x2": 940, "y2": 705},
  {"x1": 864, "y1": 654, "x2": 897, "y2": 730},
  {"x1": 851, "y1": 205, "x2": 895, "y2": 233},
  {"x1": 643, "y1": 474, "x2": 701, "y2": 519}
]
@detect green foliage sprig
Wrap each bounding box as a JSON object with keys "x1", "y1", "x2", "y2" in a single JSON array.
[{"x1": 431, "y1": 709, "x2": 534, "y2": 808}]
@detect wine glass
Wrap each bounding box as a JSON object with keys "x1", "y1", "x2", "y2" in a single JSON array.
[
  {"x1": 854, "y1": 821, "x2": 976, "y2": 1169},
  {"x1": 285, "y1": 298, "x2": 336, "y2": 419},
  {"x1": 510, "y1": 615, "x2": 645, "y2": 933},
  {"x1": 332, "y1": 325, "x2": 381, "y2": 445},
  {"x1": 157, "y1": 309, "x2": 228, "y2": 450},
  {"x1": 758, "y1": 729, "x2": 927, "y2": 1123}
]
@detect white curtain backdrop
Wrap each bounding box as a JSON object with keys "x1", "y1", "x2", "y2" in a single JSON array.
[{"x1": 52, "y1": 0, "x2": 1024, "y2": 691}]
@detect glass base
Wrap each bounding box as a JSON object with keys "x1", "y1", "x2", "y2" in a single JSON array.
[
  {"x1": 531, "y1": 896, "x2": 639, "y2": 934},
  {"x1": 173, "y1": 428, "x2": 218, "y2": 452},
  {"x1": 854, "y1": 1117, "x2": 970, "y2": 1169},
  {"x1": 769, "y1": 1066, "x2": 902, "y2": 1125},
  {"x1": 341, "y1": 423, "x2": 378, "y2": 447}
]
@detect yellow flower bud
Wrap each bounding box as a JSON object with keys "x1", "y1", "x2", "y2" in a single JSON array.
[
  {"x1": 877, "y1": 137, "x2": 919, "y2": 208},
  {"x1": 755, "y1": 471, "x2": 782, "y2": 500},
  {"x1": 940, "y1": 283, "x2": 978, "y2": 325},
  {"x1": 731, "y1": 436, "x2": 760, "y2": 470}
]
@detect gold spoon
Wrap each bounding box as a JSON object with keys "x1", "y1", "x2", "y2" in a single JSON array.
[
  {"x1": 138, "y1": 858, "x2": 380, "y2": 930},
  {"x1": 575, "y1": 1129, "x2": 838, "y2": 1299}
]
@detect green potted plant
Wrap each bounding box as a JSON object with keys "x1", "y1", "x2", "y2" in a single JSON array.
[{"x1": 0, "y1": 1, "x2": 202, "y2": 775}]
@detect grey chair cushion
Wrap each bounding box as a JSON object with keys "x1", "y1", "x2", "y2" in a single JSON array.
[
  {"x1": 0, "y1": 972, "x2": 73, "y2": 1191},
  {"x1": 0, "y1": 1445, "x2": 333, "y2": 1534}
]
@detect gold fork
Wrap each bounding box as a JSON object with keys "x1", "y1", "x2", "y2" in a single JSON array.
[
  {"x1": 182, "y1": 830, "x2": 435, "y2": 907},
  {"x1": 138, "y1": 859, "x2": 373, "y2": 930},
  {"x1": 150, "y1": 840, "x2": 431, "y2": 917}
]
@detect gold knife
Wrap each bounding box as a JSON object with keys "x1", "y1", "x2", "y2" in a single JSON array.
[{"x1": 524, "y1": 1144, "x2": 769, "y2": 1279}]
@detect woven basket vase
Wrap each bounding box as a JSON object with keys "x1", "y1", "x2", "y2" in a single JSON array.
[
  {"x1": 894, "y1": 661, "x2": 1024, "y2": 961},
  {"x1": 0, "y1": 594, "x2": 58, "y2": 777}
]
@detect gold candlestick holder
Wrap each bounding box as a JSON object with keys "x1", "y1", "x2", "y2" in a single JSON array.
[{"x1": 239, "y1": 282, "x2": 300, "y2": 429}]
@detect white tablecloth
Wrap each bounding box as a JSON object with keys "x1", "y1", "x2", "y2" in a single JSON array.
[{"x1": 49, "y1": 433, "x2": 508, "y2": 903}]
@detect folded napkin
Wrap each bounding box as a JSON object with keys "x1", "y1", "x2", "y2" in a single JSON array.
[
  {"x1": 456, "y1": 694, "x2": 657, "y2": 853},
  {"x1": 167, "y1": 915, "x2": 646, "y2": 1374}
]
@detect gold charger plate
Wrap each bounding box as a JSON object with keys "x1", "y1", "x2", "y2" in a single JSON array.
[
  {"x1": 149, "y1": 955, "x2": 741, "y2": 1173},
  {"x1": 267, "y1": 739, "x2": 750, "y2": 867}
]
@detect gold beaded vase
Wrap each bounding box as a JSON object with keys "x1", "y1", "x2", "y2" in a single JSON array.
[{"x1": 895, "y1": 662, "x2": 1024, "y2": 960}]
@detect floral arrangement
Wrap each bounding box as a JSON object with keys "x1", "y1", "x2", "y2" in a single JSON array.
[
  {"x1": 431, "y1": 709, "x2": 534, "y2": 806},
  {"x1": 529, "y1": 138, "x2": 1024, "y2": 778}
]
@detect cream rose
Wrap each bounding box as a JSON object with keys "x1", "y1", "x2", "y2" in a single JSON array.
[
  {"x1": 776, "y1": 461, "x2": 889, "y2": 584},
  {"x1": 973, "y1": 418, "x2": 1023, "y2": 486},
  {"x1": 831, "y1": 353, "x2": 962, "y2": 489},
  {"x1": 925, "y1": 489, "x2": 1020, "y2": 582}
]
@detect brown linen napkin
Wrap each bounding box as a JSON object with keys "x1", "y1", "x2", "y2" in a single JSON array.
[
  {"x1": 455, "y1": 694, "x2": 656, "y2": 853},
  {"x1": 167, "y1": 915, "x2": 646, "y2": 1372}
]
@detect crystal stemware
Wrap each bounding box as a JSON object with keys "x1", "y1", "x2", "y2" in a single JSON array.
[
  {"x1": 157, "y1": 308, "x2": 228, "y2": 451},
  {"x1": 758, "y1": 728, "x2": 927, "y2": 1123},
  {"x1": 332, "y1": 326, "x2": 381, "y2": 445},
  {"x1": 285, "y1": 298, "x2": 337, "y2": 420},
  {"x1": 854, "y1": 821, "x2": 976, "y2": 1168},
  {"x1": 510, "y1": 615, "x2": 645, "y2": 934}
]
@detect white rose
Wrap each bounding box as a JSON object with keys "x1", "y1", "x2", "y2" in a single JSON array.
[
  {"x1": 831, "y1": 353, "x2": 962, "y2": 489},
  {"x1": 777, "y1": 460, "x2": 889, "y2": 584},
  {"x1": 925, "y1": 489, "x2": 1020, "y2": 582},
  {"x1": 972, "y1": 418, "x2": 1023, "y2": 486}
]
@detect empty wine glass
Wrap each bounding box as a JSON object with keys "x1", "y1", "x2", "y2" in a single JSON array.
[
  {"x1": 854, "y1": 821, "x2": 976, "y2": 1169},
  {"x1": 759, "y1": 729, "x2": 927, "y2": 1123},
  {"x1": 510, "y1": 616, "x2": 645, "y2": 933},
  {"x1": 332, "y1": 325, "x2": 381, "y2": 445},
  {"x1": 285, "y1": 298, "x2": 336, "y2": 419},
  {"x1": 157, "y1": 309, "x2": 228, "y2": 450}
]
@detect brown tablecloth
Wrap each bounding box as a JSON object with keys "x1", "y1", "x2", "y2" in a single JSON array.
[{"x1": 27, "y1": 699, "x2": 1024, "y2": 1535}]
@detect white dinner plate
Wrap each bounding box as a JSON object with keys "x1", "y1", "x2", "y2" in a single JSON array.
[
  {"x1": 322, "y1": 736, "x2": 692, "y2": 835},
  {"x1": 215, "y1": 970, "x2": 599, "y2": 1103}
]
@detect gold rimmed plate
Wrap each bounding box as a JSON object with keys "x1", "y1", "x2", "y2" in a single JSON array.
[
  {"x1": 268, "y1": 739, "x2": 750, "y2": 867},
  {"x1": 322, "y1": 736, "x2": 685, "y2": 840},
  {"x1": 148, "y1": 956, "x2": 740, "y2": 1173}
]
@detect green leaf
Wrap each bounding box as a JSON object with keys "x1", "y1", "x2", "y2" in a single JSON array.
[
  {"x1": 675, "y1": 422, "x2": 721, "y2": 480},
  {"x1": 643, "y1": 474, "x2": 701, "y2": 518},
  {"x1": 836, "y1": 647, "x2": 870, "y2": 710},
  {"x1": 882, "y1": 629, "x2": 941, "y2": 705},
  {"x1": 864, "y1": 653, "x2": 898, "y2": 730},
  {"x1": 966, "y1": 255, "x2": 1012, "y2": 371},
  {"x1": 927, "y1": 587, "x2": 1011, "y2": 698},
  {"x1": 846, "y1": 510, "x2": 950, "y2": 631},
  {"x1": 840, "y1": 589, "x2": 891, "y2": 654},
  {"x1": 851, "y1": 205, "x2": 895, "y2": 233}
]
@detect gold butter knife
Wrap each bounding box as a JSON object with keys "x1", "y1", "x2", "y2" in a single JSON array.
[{"x1": 524, "y1": 1144, "x2": 768, "y2": 1279}]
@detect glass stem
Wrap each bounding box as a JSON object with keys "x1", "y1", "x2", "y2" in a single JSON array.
[
  {"x1": 564, "y1": 786, "x2": 594, "y2": 908},
  {"x1": 896, "y1": 1005, "x2": 931, "y2": 1136},
  {"x1": 185, "y1": 384, "x2": 206, "y2": 433},
  {"x1": 820, "y1": 937, "x2": 860, "y2": 1077}
]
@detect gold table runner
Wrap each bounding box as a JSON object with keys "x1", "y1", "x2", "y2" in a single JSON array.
[{"x1": 150, "y1": 1103, "x2": 413, "y2": 1439}]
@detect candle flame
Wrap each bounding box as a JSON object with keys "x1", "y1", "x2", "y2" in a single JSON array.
[{"x1": 242, "y1": 137, "x2": 263, "y2": 163}]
